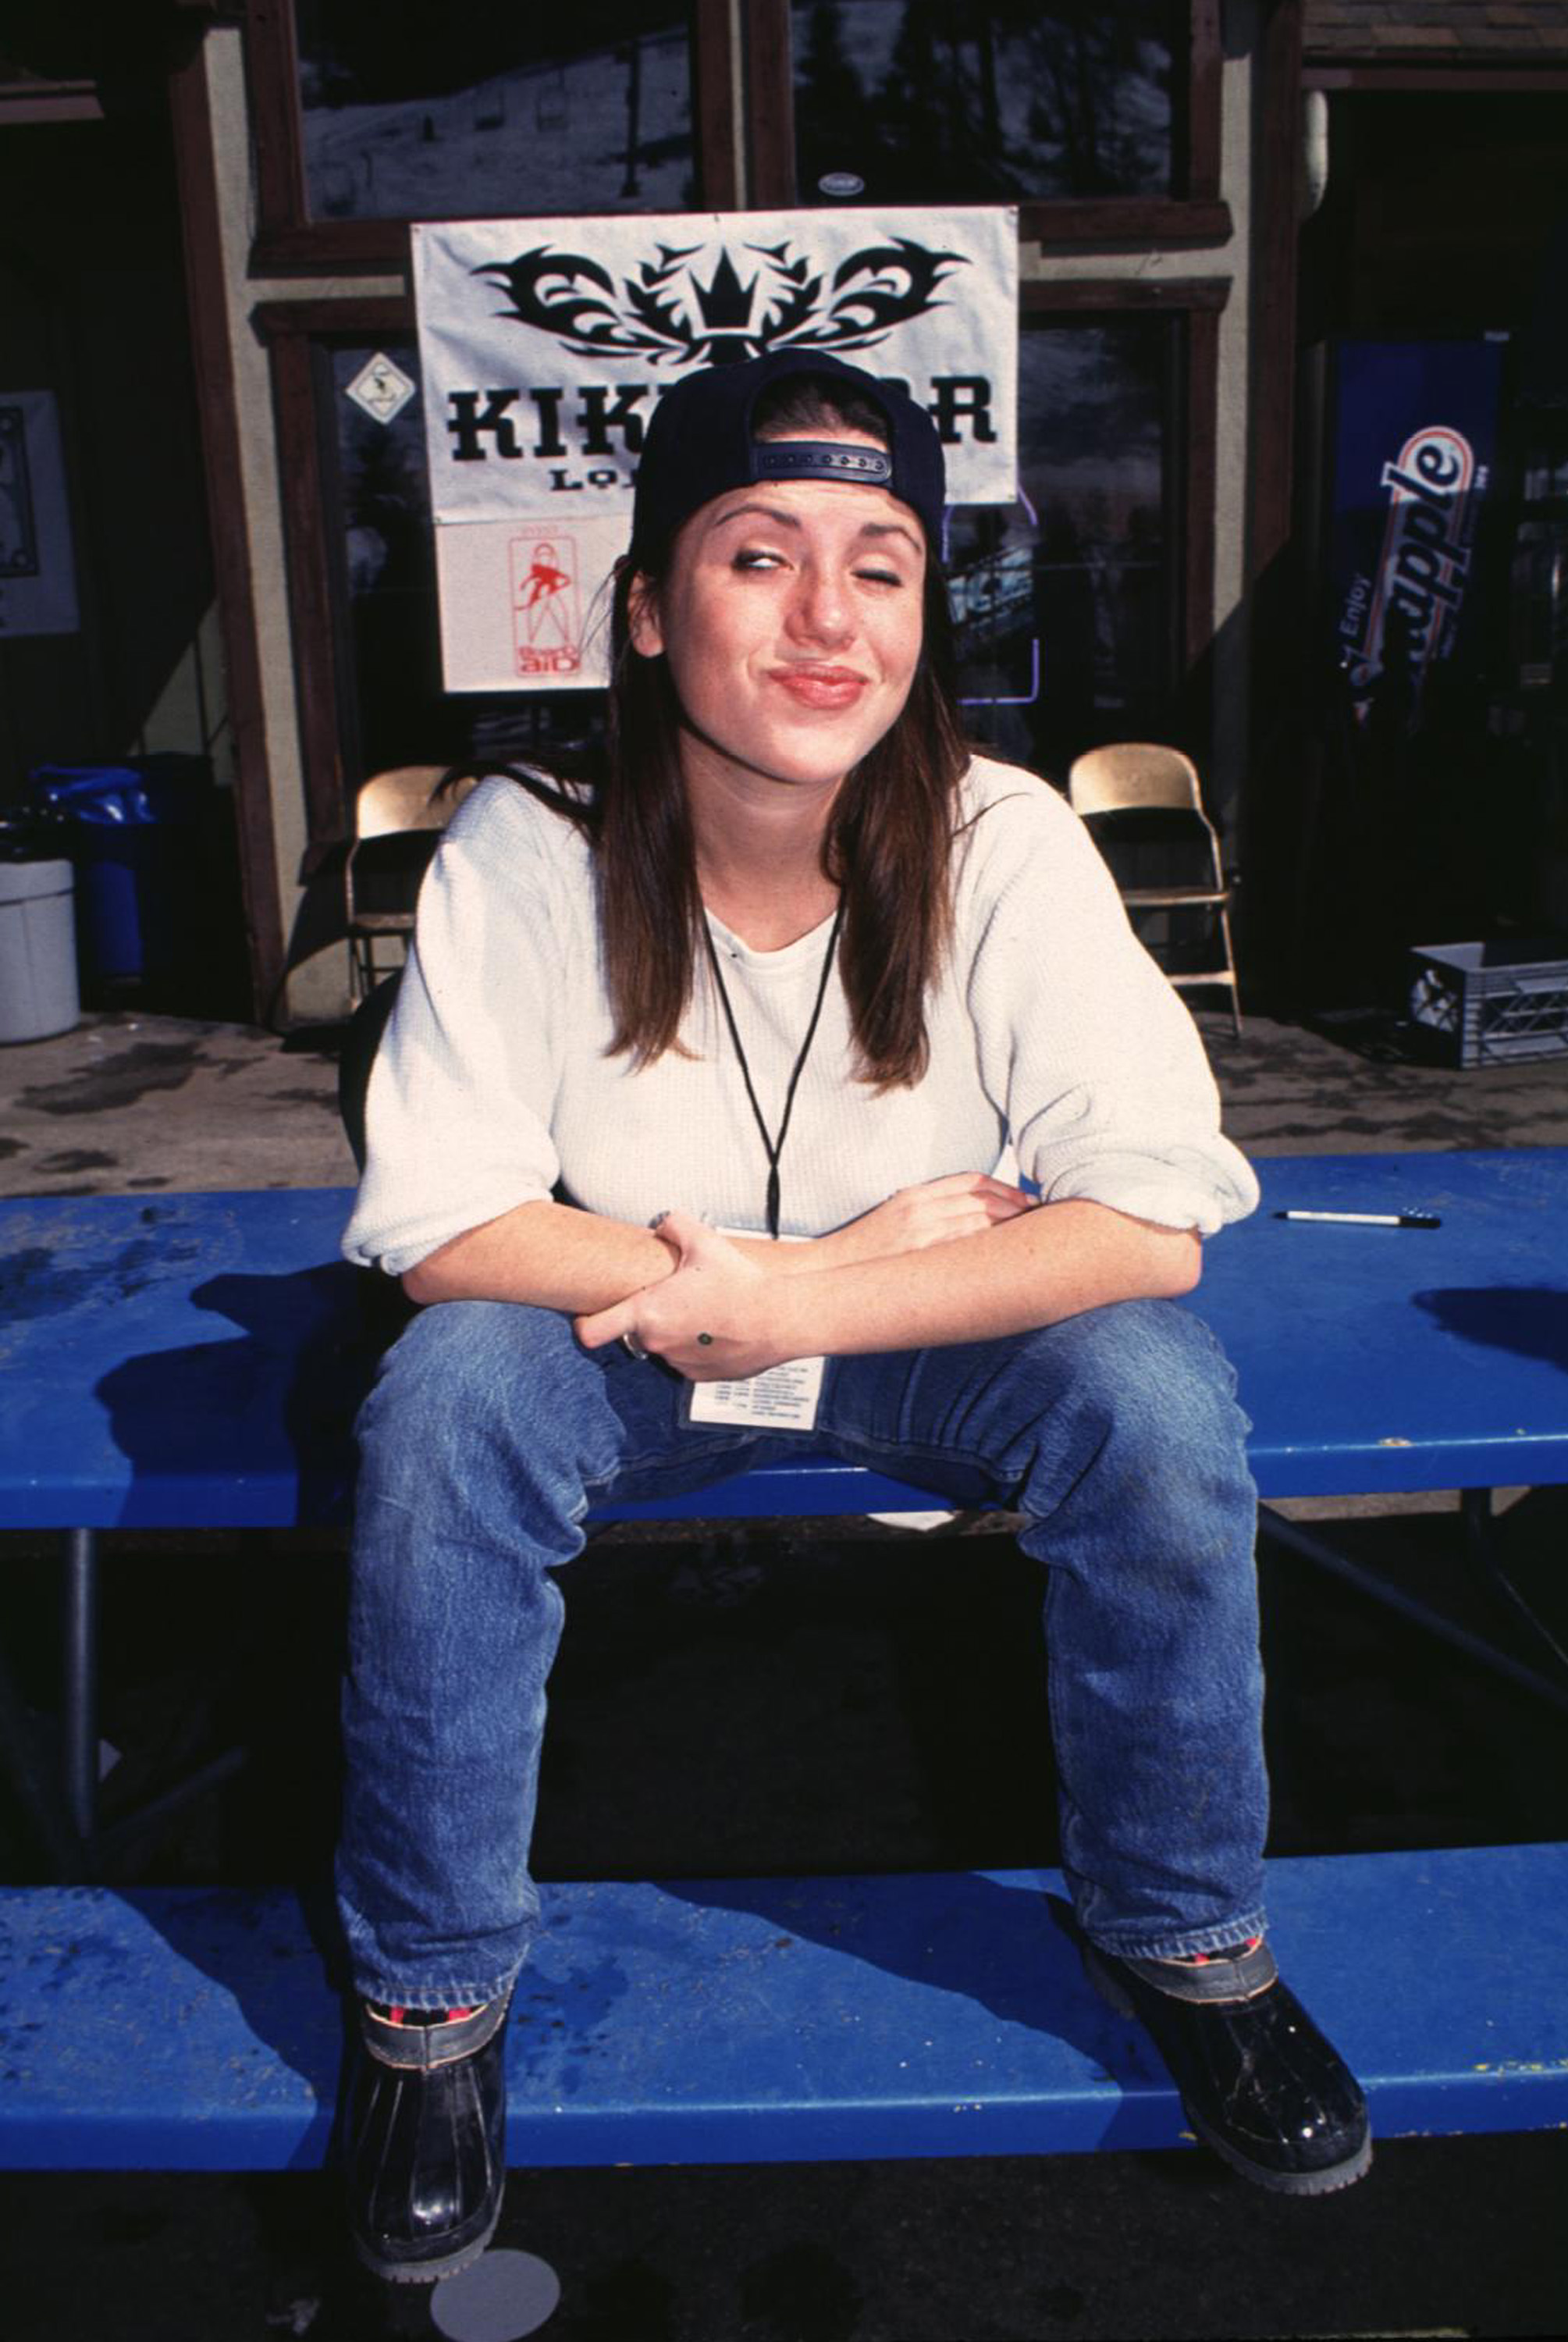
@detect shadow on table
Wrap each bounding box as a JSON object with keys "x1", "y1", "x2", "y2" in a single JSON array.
[
  {"x1": 88, "y1": 1270, "x2": 391, "y2": 2162},
  {"x1": 130, "y1": 1878, "x2": 352, "y2": 2173},
  {"x1": 93, "y1": 1265, "x2": 408, "y2": 1528},
  {"x1": 659, "y1": 1874, "x2": 1173, "y2": 2155},
  {"x1": 1413, "y1": 1286, "x2": 1568, "y2": 1372}
]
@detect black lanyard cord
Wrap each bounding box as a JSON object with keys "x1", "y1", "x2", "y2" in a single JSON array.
[{"x1": 701, "y1": 897, "x2": 846, "y2": 1241}]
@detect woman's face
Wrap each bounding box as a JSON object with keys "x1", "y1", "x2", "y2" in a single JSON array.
[{"x1": 630, "y1": 429, "x2": 926, "y2": 804}]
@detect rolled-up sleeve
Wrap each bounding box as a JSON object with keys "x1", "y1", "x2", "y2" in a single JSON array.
[
  {"x1": 341, "y1": 784, "x2": 570, "y2": 1276},
  {"x1": 963, "y1": 782, "x2": 1258, "y2": 1237}
]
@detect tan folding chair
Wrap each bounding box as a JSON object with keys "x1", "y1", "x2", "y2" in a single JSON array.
[
  {"x1": 345, "y1": 767, "x2": 478, "y2": 996},
  {"x1": 1067, "y1": 743, "x2": 1242, "y2": 1037}
]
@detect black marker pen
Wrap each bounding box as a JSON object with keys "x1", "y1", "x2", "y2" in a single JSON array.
[{"x1": 1276, "y1": 1209, "x2": 1442, "y2": 1230}]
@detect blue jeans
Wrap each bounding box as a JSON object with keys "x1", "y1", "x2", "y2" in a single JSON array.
[{"x1": 337, "y1": 1298, "x2": 1268, "y2": 2007}]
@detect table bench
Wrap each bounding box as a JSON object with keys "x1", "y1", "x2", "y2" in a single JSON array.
[
  {"x1": 2, "y1": 1148, "x2": 1567, "y2": 2170},
  {"x1": 3, "y1": 1848, "x2": 1564, "y2": 2170}
]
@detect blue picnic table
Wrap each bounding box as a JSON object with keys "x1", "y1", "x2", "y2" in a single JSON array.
[
  {"x1": 1, "y1": 1148, "x2": 1566, "y2": 2171},
  {"x1": 3, "y1": 1148, "x2": 1567, "y2": 1525}
]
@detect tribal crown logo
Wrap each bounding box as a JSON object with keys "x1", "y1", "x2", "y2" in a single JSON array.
[{"x1": 472, "y1": 234, "x2": 965, "y2": 368}]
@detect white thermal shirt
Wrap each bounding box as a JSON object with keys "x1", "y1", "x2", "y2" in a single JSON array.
[{"x1": 342, "y1": 756, "x2": 1257, "y2": 1276}]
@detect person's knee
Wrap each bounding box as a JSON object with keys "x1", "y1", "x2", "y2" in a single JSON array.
[
  {"x1": 1061, "y1": 1298, "x2": 1244, "y2": 1446},
  {"x1": 1012, "y1": 1300, "x2": 1253, "y2": 1512},
  {"x1": 364, "y1": 1296, "x2": 528, "y2": 1416},
  {"x1": 357, "y1": 1297, "x2": 613, "y2": 1496}
]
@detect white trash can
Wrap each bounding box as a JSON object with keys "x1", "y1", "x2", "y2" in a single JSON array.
[{"x1": 0, "y1": 855, "x2": 80, "y2": 1043}]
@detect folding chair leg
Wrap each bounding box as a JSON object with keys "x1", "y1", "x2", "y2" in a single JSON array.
[
  {"x1": 349, "y1": 935, "x2": 376, "y2": 1001},
  {"x1": 1218, "y1": 904, "x2": 1243, "y2": 1037}
]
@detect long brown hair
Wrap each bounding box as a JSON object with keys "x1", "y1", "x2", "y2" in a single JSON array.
[{"x1": 508, "y1": 376, "x2": 970, "y2": 1087}]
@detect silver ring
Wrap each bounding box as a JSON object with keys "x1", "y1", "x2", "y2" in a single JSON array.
[{"x1": 620, "y1": 1332, "x2": 649, "y2": 1361}]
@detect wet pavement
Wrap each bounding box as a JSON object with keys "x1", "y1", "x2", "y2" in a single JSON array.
[
  {"x1": 2, "y1": 1003, "x2": 1566, "y2": 2339},
  {"x1": 5, "y1": 1006, "x2": 1568, "y2": 1206}
]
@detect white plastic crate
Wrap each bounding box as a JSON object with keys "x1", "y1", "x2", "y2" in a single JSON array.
[{"x1": 1408, "y1": 940, "x2": 1568, "y2": 1066}]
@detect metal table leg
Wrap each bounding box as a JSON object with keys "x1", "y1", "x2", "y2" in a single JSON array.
[
  {"x1": 1258, "y1": 1500, "x2": 1568, "y2": 1714},
  {"x1": 62, "y1": 1525, "x2": 100, "y2": 1853},
  {"x1": 1462, "y1": 1486, "x2": 1568, "y2": 1682},
  {"x1": 57, "y1": 1523, "x2": 251, "y2": 1879}
]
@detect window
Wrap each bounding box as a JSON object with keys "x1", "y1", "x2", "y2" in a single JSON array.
[
  {"x1": 789, "y1": 1, "x2": 1177, "y2": 207},
  {"x1": 258, "y1": 304, "x2": 603, "y2": 856},
  {"x1": 329, "y1": 335, "x2": 599, "y2": 781},
  {"x1": 258, "y1": 281, "x2": 1222, "y2": 852},
  {"x1": 247, "y1": 0, "x2": 1224, "y2": 269},
  {"x1": 294, "y1": 2, "x2": 696, "y2": 222},
  {"x1": 749, "y1": 0, "x2": 1226, "y2": 241},
  {"x1": 953, "y1": 308, "x2": 1182, "y2": 779},
  {"x1": 247, "y1": 0, "x2": 735, "y2": 269}
]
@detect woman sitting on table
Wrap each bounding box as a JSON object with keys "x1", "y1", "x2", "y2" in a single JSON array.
[{"x1": 339, "y1": 350, "x2": 1370, "y2": 2284}]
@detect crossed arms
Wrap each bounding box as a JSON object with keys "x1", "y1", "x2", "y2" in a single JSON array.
[{"x1": 400, "y1": 1173, "x2": 1201, "y2": 1381}]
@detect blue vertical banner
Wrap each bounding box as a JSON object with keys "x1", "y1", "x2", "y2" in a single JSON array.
[{"x1": 1329, "y1": 339, "x2": 1504, "y2": 723}]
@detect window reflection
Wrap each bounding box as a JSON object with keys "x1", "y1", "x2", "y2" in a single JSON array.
[
  {"x1": 951, "y1": 319, "x2": 1174, "y2": 777},
  {"x1": 295, "y1": 2, "x2": 695, "y2": 222},
  {"x1": 791, "y1": 0, "x2": 1174, "y2": 206}
]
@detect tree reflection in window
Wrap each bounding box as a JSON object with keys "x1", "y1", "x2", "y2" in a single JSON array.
[
  {"x1": 791, "y1": 1, "x2": 1175, "y2": 206},
  {"x1": 293, "y1": 2, "x2": 695, "y2": 222}
]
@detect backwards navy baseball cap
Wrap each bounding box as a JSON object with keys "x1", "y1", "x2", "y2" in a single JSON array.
[{"x1": 628, "y1": 350, "x2": 945, "y2": 566}]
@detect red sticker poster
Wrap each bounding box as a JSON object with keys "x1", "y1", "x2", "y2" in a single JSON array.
[
  {"x1": 434, "y1": 512, "x2": 620, "y2": 692},
  {"x1": 510, "y1": 528, "x2": 581, "y2": 678}
]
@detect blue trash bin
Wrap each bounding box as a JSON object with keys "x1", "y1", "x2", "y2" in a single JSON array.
[{"x1": 30, "y1": 757, "x2": 209, "y2": 984}]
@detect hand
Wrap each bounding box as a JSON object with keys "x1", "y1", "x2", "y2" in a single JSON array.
[
  {"x1": 575, "y1": 1209, "x2": 788, "y2": 1380},
  {"x1": 826, "y1": 1172, "x2": 1035, "y2": 1269}
]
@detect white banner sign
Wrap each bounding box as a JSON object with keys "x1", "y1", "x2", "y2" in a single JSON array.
[{"x1": 412, "y1": 208, "x2": 1018, "y2": 691}]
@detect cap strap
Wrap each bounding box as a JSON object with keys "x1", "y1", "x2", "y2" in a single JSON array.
[{"x1": 752, "y1": 442, "x2": 894, "y2": 490}]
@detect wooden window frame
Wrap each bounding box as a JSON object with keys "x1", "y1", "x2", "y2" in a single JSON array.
[
  {"x1": 169, "y1": 35, "x2": 288, "y2": 1020},
  {"x1": 748, "y1": 0, "x2": 1230, "y2": 247},
  {"x1": 246, "y1": 0, "x2": 741, "y2": 274},
  {"x1": 254, "y1": 295, "x2": 412, "y2": 862},
  {"x1": 257, "y1": 279, "x2": 1224, "y2": 866},
  {"x1": 247, "y1": 1, "x2": 1228, "y2": 275}
]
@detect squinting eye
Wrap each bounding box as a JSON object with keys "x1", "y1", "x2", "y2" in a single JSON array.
[
  {"x1": 858, "y1": 569, "x2": 905, "y2": 588},
  {"x1": 732, "y1": 548, "x2": 784, "y2": 571}
]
